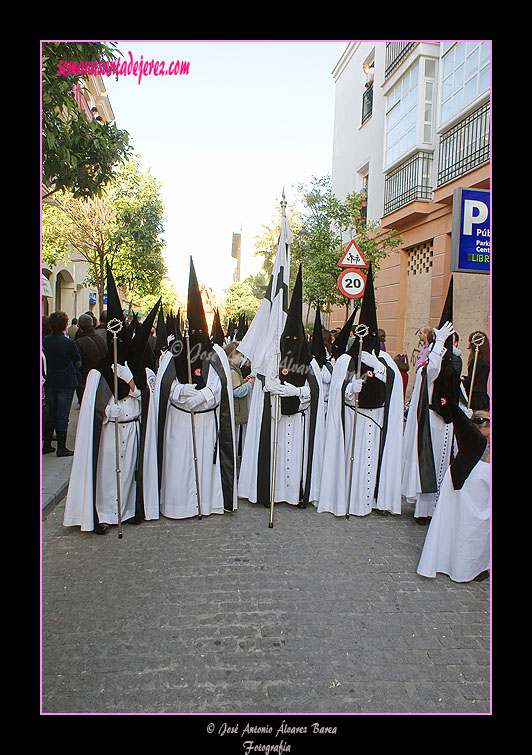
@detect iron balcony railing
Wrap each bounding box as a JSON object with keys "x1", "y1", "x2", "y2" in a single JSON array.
[
  {"x1": 385, "y1": 42, "x2": 417, "y2": 79},
  {"x1": 384, "y1": 150, "x2": 433, "y2": 215},
  {"x1": 437, "y1": 101, "x2": 490, "y2": 186},
  {"x1": 362, "y1": 82, "x2": 373, "y2": 125}
]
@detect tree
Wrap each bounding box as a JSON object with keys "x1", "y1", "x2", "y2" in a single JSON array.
[
  {"x1": 291, "y1": 175, "x2": 403, "y2": 315},
  {"x1": 42, "y1": 41, "x2": 132, "y2": 200},
  {"x1": 221, "y1": 278, "x2": 263, "y2": 325},
  {"x1": 42, "y1": 158, "x2": 167, "y2": 311}
]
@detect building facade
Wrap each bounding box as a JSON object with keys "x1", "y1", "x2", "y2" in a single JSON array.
[{"x1": 329, "y1": 41, "x2": 490, "y2": 395}]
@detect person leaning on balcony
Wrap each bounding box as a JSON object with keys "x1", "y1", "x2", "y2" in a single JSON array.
[{"x1": 42, "y1": 311, "x2": 81, "y2": 457}]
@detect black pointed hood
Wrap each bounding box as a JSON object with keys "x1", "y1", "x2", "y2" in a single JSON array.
[
  {"x1": 178, "y1": 257, "x2": 212, "y2": 389},
  {"x1": 130, "y1": 297, "x2": 161, "y2": 385},
  {"x1": 211, "y1": 309, "x2": 225, "y2": 347},
  {"x1": 447, "y1": 400, "x2": 488, "y2": 490},
  {"x1": 154, "y1": 306, "x2": 167, "y2": 359},
  {"x1": 96, "y1": 263, "x2": 133, "y2": 400},
  {"x1": 347, "y1": 264, "x2": 385, "y2": 409},
  {"x1": 347, "y1": 263, "x2": 380, "y2": 363},
  {"x1": 431, "y1": 276, "x2": 460, "y2": 423},
  {"x1": 331, "y1": 309, "x2": 357, "y2": 361},
  {"x1": 279, "y1": 265, "x2": 311, "y2": 414},
  {"x1": 310, "y1": 303, "x2": 327, "y2": 368}
]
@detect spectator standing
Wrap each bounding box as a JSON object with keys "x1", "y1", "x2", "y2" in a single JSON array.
[
  {"x1": 42, "y1": 311, "x2": 81, "y2": 456},
  {"x1": 74, "y1": 313, "x2": 108, "y2": 405}
]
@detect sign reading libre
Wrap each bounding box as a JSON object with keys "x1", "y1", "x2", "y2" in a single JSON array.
[{"x1": 451, "y1": 188, "x2": 490, "y2": 274}]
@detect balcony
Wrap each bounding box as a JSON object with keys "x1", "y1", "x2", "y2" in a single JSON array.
[
  {"x1": 437, "y1": 101, "x2": 490, "y2": 187},
  {"x1": 384, "y1": 150, "x2": 433, "y2": 215},
  {"x1": 385, "y1": 42, "x2": 417, "y2": 79}
]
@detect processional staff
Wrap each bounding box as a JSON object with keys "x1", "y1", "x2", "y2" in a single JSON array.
[
  {"x1": 269, "y1": 189, "x2": 287, "y2": 529},
  {"x1": 184, "y1": 318, "x2": 203, "y2": 520},
  {"x1": 107, "y1": 317, "x2": 124, "y2": 539},
  {"x1": 346, "y1": 323, "x2": 369, "y2": 519},
  {"x1": 466, "y1": 331, "x2": 486, "y2": 410}
]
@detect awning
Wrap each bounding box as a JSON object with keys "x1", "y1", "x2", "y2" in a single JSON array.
[{"x1": 42, "y1": 274, "x2": 53, "y2": 298}]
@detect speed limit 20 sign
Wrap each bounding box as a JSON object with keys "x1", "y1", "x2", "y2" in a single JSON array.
[{"x1": 337, "y1": 268, "x2": 366, "y2": 299}]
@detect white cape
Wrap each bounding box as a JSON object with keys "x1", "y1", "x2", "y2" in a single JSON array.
[
  {"x1": 417, "y1": 460, "x2": 490, "y2": 582},
  {"x1": 63, "y1": 368, "x2": 159, "y2": 531},
  {"x1": 317, "y1": 351, "x2": 403, "y2": 517}
]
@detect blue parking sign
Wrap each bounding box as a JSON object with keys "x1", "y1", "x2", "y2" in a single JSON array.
[{"x1": 451, "y1": 188, "x2": 490, "y2": 274}]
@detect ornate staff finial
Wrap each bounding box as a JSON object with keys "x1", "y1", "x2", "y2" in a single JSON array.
[{"x1": 280, "y1": 188, "x2": 287, "y2": 217}]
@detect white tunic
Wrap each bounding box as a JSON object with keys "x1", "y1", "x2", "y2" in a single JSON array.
[
  {"x1": 401, "y1": 341, "x2": 455, "y2": 518},
  {"x1": 317, "y1": 351, "x2": 402, "y2": 517},
  {"x1": 237, "y1": 359, "x2": 325, "y2": 506},
  {"x1": 416, "y1": 459, "x2": 490, "y2": 582},
  {"x1": 143, "y1": 344, "x2": 237, "y2": 520},
  {"x1": 63, "y1": 368, "x2": 158, "y2": 531}
]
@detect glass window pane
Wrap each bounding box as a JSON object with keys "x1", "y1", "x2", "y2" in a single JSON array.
[
  {"x1": 454, "y1": 42, "x2": 466, "y2": 66},
  {"x1": 425, "y1": 58, "x2": 436, "y2": 78},
  {"x1": 452, "y1": 90, "x2": 462, "y2": 115},
  {"x1": 424, "y1": 124, "x2": 432, "y2": 142},
  {"x1": 466, "y1": 48, "x2": 479, "y2": 78},
  {"x1": 442, "y1": 74, "x2": 453, "y2": 100},
  {"x1": 424, "y1": 103, "x2": 432, "y2": 122},
  {"x1": 454, "y1": 63, "x2": 464, "y2": 89},
  {"x1": 478, "y1": 64, "x2": 490, "y2": 94},
  {"x1": 464, "y1": 75, "x2": 477, "y2": 104},
  {"x1": 425, "y1": 81, "x2": 433, "y2": 101},
  {"x1": 443, "y1": 50, "x2": 454, "y2": 77},
  {"x1": 480, "y1": 41, "x2": 490, "y2": 67},
  {"x1": 441, "y1": 99, "x2": 451, "y2": 123}
]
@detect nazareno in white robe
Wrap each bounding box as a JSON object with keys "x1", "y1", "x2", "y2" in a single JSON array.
[
  {"x1": 401, "y1": 339, "x2": 467, "y2": 518},
  {"x1": 416, "y1": 457, "x2": 490, "y2": 582},
  {"x1": 63, "y1": 367, "x2": 159, "y2": 531},
  {"x1": 317, "y1": 350, "x2": 403, "y2": 517},
  {"x1": 143, "y1": 344, "x2": 237, "y2": 520},
  {"x1": 237, "y1": 358, "x2": 325, "y2": 507}
]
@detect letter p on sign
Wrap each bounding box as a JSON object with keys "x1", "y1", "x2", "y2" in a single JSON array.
[{"x1": 463, "y1": 199, "x2": 488, "y2": 235}]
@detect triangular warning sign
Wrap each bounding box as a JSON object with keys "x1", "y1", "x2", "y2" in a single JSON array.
[{"x1": 338, "y1": 239, "x2": 368, "y2": 268}]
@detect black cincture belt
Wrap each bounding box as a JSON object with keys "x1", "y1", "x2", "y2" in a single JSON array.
[
  {"x1": 170, "y1": 401, "x2": 221, "y2": 463},
  {"x1": 115, "y1": 416, "x2": 141, "y2": 424},
  {"x1": 170, "y1": 401, "x2": 219, "y2": 414}
]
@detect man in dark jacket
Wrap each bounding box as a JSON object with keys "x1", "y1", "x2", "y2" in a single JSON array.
[
  {"x1": 42, "y1": 311, "x2": 81, "y2": 456},
  {"x1": 75, "y1": 313, "x2": 108, "y2": 405}
]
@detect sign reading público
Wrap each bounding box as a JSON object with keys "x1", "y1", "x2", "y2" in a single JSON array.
[{"x1": 451, "y1": 188, "x2": 490, "y2": 274}]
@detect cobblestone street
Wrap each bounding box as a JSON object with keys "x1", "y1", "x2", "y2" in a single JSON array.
[{"x1": 41, "y1": 496, "x2": 490, "y2": 717}]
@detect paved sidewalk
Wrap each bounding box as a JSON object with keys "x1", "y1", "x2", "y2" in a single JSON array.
[{"x1": 41, "y1": 484, "x2": 491, "y2": 715}]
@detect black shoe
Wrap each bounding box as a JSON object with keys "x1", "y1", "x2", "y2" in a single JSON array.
[
  {"x1": 94, "y1": 523, "x2": 109, "y2": 535},
  {"x1": 296, "y1": 502, "x2": 307, "y2": 509},
  {"x1": 474, "y1": 570, "x2": 489, "y2": 582},
  {"x1": 414, "y1": 517, "x2": 429, "y2": 525},
  {"x1": 56, "y1": 430, "x2": 74, "y2": 457},
  {"x1": 42, "y1": 443, "x2": 55, "y2": 454}
]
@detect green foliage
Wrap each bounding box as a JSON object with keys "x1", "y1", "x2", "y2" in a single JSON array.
[
  {"x1": 291, "y1": 175, "x2": 403, "y2": 312},
  {"x1": 42, "y1": 41, "x2": 132, "y2": 200},
  {"x1": 222, "y1": 278, "x2": 263, "y2": 323}
]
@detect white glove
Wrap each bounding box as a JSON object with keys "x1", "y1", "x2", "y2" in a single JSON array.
[
  {"x1": 360, "y1": 350, "x2": 380, "y2": 370},
  {"x1": 277, "y1": 382, "x2": 301, "y2": 397},
  {"x1": 460, "y1": 406, "x2": 473, "y2": 419},
  {"x1": 182, "y1": 391, "x2": 205, "y2": 411},
  {"x1": 434, "y1": 321, "x2": 453, "y2": 343},
  {"x1": 107, "y1": 402, "x2": 121, "y2": 419},
  {"x1": 179, "y1": 383, "x2": 198, "y2": 398},
  {"x1": 112, "y1": 362, "x2": 133, "y2": 384},
  {"x1": 345, "y1": 378, "x2": 364, "y2": 400},
  {"x1": 265, "y1": 377, "x2": 282, "y2": 394}
]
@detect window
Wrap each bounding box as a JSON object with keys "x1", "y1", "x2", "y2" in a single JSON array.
[
  {"x1": 440, "y1": 41, "x2": 490, "y2": 126},
  {"x1": 385, "y1": 62, "x2": 419, "y2": 167}
]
